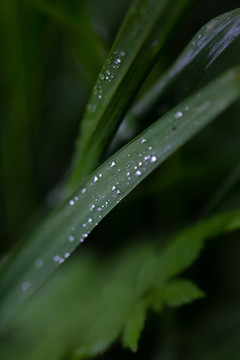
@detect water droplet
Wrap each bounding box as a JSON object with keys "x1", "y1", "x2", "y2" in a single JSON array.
[
  {"x1": 148, "y1": 146, "x2": 152, "y2": 150},
  {"x1": 35, "y1": 259, "x2": 43, "y2": 268},
  {"x1": 99, "y1": 73, "x2": 104, "y2": 80},
  {"x1": 174, "y1": 111, "x2": 183, "y2": 119},
  {"x1": 81, "y1": 188, "x2": 86, "y2": 194},
  {"x1": 94, "y1": 176, "x2": 98, "y2": 182},
  {"x1": 69, "y1": 200, "x2": 74, "y2": 206},
  {"x1": 136, "y1": 170, "x2": 142, "y2": 176},
  {"x1": 110, "y1": 161, "x2": 116, "y2": 167},
  {"x1": 116, "y1": 58, "x2": 121, "y2": 63},
  {"x1": 116, "y1": 189, "x2": 120, "y2": 194},
  {"x1": 82, "y1": 233, "x2": 88, "y2": 239},
  {"x1": 74, "y1": 196, "x2": 79, "y2": 201},
  {"x1": 141, "y1": 138, "x2": 146, "y2": 143},
  {"x1": 88, "y1": 218, "x2": 92, "y2": 223},
  {"x1": 150, "y1": 156, "x2": 157, "y2": 163},
  {"x1": 112, "y1": 185, "x2": 116, "y2": 191},
  {"x1": 90, "y1": 204, "x2": 95, "y2": 211},
  {"x1": 22, "y1": 282, "x2": 31, "y2": 292},
  {"x1": 69, "y1": 235, "x2": 75, "y2": 242},
  {"x1": 65, "y1": 252, "x2": 70, "y2": 258}
]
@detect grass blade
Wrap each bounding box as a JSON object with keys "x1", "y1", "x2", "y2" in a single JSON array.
[
  {"x1": 117, "y1": 8, "x2": 240, "y2": 143},
  {"x1": 66, "y1": 0, "x2": 199, "y2": 191},
  {"x1": 0, "y1": 67, "x2": 240, "y2": 329}
]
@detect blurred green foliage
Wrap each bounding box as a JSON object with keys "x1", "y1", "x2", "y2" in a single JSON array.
[{"x1": 0, "y1": 0, "x2": 240, "y2": 359}]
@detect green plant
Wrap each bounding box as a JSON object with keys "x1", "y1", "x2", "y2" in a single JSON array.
[{"x1": 0, "y1": 1, "x2": 240, "y2": 359}]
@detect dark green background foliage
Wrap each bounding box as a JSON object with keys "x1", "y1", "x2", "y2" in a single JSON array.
[{"x1": 0, "y1": 0, "x2": 240, "y2": 359}]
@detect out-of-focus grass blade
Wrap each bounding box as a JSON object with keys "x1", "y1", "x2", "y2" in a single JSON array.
[
  {"x1": 31, "y1": 0, "x2": 105, "y2": 83},
  {"x1": 202, "y1": 161, "x2": 240, "y2": 215},
  {"x1": 66, "y1": 0, "x2": 199, "y2": 192},
  {"x1": 0, "y1": 1, "x2": 35, "y2": 236},
  {"x1": 0, "y1": 1, "x2": 56, "y2": 237},
  {"x1": 116, "y1": 8, "x2": 240, "y2": 143},
  {"x1": 0, "y1": 67, "x2": 240, "y2": 329}
]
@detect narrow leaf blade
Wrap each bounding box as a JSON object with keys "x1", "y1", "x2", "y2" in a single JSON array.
[
  {"x1": 119, "y1": 8, "x2": 240, "y2": 141},
  {"x1": 66, "y1": 0, "x2": 199, "y2": 190}
]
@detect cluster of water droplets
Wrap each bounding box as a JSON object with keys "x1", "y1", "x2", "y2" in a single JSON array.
[
  {"x1": 86, "y1": 49, "x2": 126, "y2": 116},
  {"x1": 99, "y1": 49, "x2": 125, "y2": 82}
]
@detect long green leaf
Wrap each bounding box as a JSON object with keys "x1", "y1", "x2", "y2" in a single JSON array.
[
  {"x1": 0, "y1": 67, "x2": 240, "y2": 329},
  {"x1": 66, "y1": 0, "x2": 199, "y2": 191},
  {"x1": 115, "y1": 8, "x2": 240, "y2": 145}
]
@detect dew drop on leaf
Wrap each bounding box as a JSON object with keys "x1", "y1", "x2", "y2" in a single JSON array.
[
  {"x1": 150, "y1": 156, "x2": 157, "y2": 163},
  {"x1": 174, "y1": 111, "x2": 183, "y2": 119},
  {"x1": 22, "y1": 282, "x2": 31, "y2": 292},
  {"x1": 35, "y1": 259, "x2": 43, "y2": 268}
]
